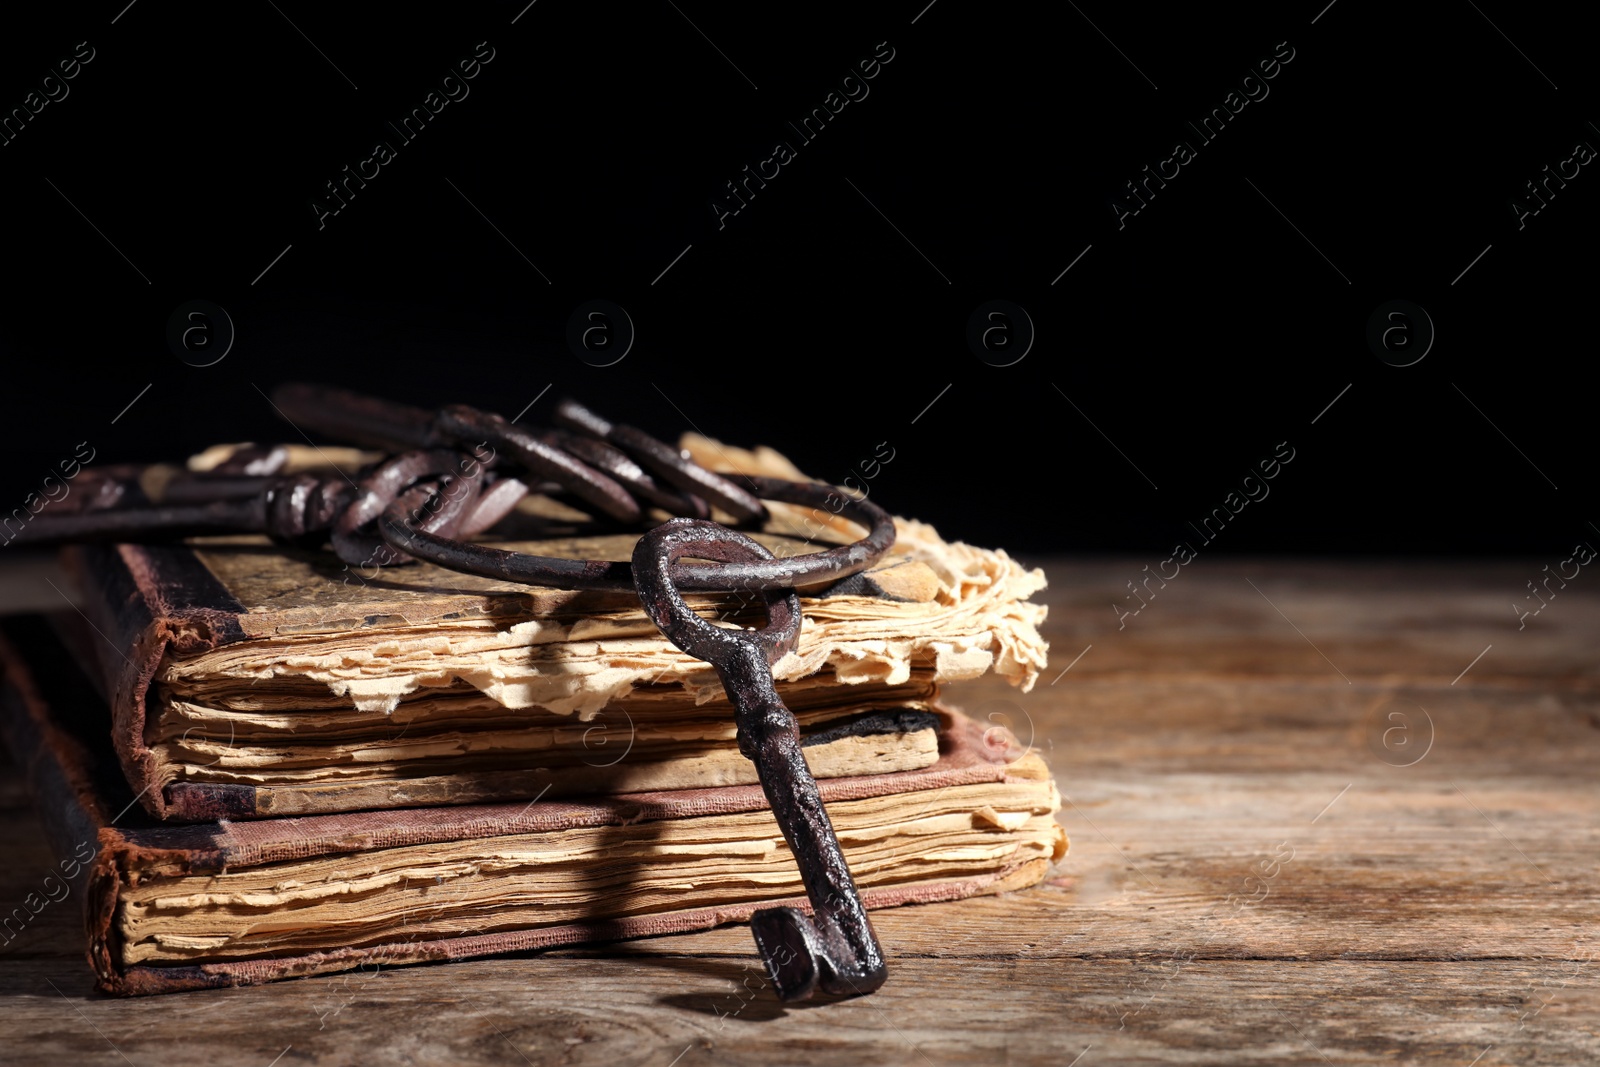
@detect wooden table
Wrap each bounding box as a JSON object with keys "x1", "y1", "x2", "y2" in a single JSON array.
[{"x1": 2, "y1": 558, "x2": 1596, "y2": 1065}]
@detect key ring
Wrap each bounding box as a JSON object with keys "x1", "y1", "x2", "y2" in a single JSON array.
[
  {"x1": 12, "y1": 388, "x2": 899, "y2": 594},
  {"x1": 277, "y1": 383, "x2": 899, "y2": 593},
  {"x1": 378, "y1": 472, "x2": 896, "y2": 593}
]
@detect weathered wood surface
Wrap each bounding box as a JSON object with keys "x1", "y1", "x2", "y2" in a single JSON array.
[{"x1": 2, "y1": 556, "x2": 1597, "y2": 1065}]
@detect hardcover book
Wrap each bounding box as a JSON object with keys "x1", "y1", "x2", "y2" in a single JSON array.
[{"x1": 57, "y1": 435, "x2": 1048, "y2": 821}]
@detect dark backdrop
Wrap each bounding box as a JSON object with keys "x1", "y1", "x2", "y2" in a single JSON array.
[{"x1": 1, "y1": 2, "x2": 1592, "y2": 556}]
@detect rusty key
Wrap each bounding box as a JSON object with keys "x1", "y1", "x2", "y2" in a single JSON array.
[{"x1": 632, "y1": 518, "x2": 888, "y2": 1001}]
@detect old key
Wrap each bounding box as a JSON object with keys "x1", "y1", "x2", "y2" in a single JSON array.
[{"x1": 631, "y1": 518, "x2": 889, "y2": 1001}]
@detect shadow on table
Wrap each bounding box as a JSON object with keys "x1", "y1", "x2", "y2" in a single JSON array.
[{"x1": 618, "y1": 953, "x2": 857, "y2": 1021}]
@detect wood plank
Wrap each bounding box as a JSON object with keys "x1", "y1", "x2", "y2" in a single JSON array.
[
  {"x1": 2, "y1": 955, "x2": 1594, "y2": 1065},
  {"x1": 1021, "y1": 557, "x2": 1600, "y2": 689},
  {"x1": 951, "y1": 677, "x2": 1600, "y2": 776}
]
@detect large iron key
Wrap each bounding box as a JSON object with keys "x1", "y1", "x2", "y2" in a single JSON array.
[{"x1": 631, "y1": 518, "x2": 889, "y2": 1001}]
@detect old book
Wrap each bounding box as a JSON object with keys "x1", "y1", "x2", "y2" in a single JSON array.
[
  {"x1": 59, "y1": 439, "x2": 1047, "y2": 821},
  {"x1": 0, "y1": 616, "x2": 1066, "y2": 996}
]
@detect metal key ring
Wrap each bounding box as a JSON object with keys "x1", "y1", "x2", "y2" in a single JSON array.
[
  {"x1": 378, "y1": 474, "x2": 898, "y2": 593},
  {"x1": 630, "y1": 518, "x2": 801, "y2": 665},
  {"x1": 14, "y1": 387, "x2": 897, "y2": 599}
]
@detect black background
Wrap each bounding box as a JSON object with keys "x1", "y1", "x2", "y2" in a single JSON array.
[{"x1": 1, "y1": 2, "x2": 1592, "y2": 557}]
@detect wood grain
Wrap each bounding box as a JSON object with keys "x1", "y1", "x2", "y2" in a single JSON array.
[{"x1": 2, "y1": 558, "x2": 1597, "y2": 1065}]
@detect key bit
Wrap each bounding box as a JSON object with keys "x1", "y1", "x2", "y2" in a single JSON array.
[{"x1": 631, "y1": 518, "x2": 888, "y2": 1001}]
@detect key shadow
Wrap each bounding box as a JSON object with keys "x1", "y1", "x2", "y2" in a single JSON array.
[{"x1": 631, "y1": 953, "x2": 861, "y2": 1021}]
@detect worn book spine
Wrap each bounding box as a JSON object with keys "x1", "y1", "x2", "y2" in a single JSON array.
[
  {"x1": 1, "y1": 621, "x2": 1064, "y2": 997},
  {"x1": 60, "y1": 542, "x2": 254, "y2": 821}
]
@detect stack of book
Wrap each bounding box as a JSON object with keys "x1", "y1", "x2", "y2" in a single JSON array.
[{"x1": 0, "y1": 434, "x2": 1065, "y2": 994}]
